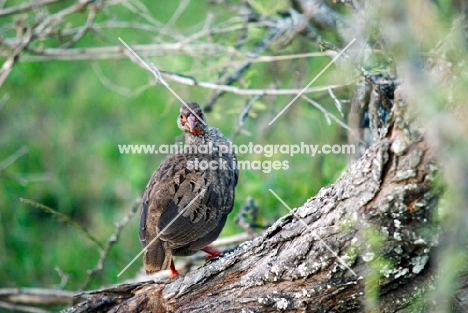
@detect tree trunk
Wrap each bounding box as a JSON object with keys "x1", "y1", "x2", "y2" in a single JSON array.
[{"x1": 62, "y1": 87, "x2": 446, "y2": 312}]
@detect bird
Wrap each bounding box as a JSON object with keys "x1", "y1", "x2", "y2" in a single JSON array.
[{"x1": 139, "y1": 102, "x2": 238, "y2": 277}]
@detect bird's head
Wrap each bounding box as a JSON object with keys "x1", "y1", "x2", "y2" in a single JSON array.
[{"x1": 178, "y1": 102, "x2": 207, "y2": 136}]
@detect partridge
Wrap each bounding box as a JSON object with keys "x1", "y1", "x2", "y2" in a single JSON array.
[{"x1": 139, "y1": 102, "x2": 238, "y2": 277}]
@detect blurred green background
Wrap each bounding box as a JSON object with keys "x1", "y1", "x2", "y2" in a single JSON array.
[{"x1": 0, "y1": 0, "x2": 353, "y2": 291}]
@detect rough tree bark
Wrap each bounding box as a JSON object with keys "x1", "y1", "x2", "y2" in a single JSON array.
[
  {"x1": 61, "y1": 86, "x2": 446, "y2": 312},
  {"x1": 3, "y1": 1, "x2": 467, "y2": 312}
]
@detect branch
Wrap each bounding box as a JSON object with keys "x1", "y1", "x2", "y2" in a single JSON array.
[
  {"x1": 0, "y1": 146, "x2": 28, "y2": 174},
  {"x1": 0, "y1": 28, "x2": 33, "y2": 88},
  {"x1": 301, "y1": 95, "x2": 352, "y2": 132},
  {"x1": 9, "y1": 43, "x2": 238, "y2": 61},
  {"x1": 20, "y1": 199, "x2": 104, "y2": 250},
  {"x1": 159, "y1": 70, "x2": 347, "y2": 96},
  {"x1": 320, "y1": 40, "x2": 395, "y2": 111},
  {"x1": 203, "y1": 9, "x2": 313, "y2": 111},
  {"x1": 234, "y1": 196, "x2": 262, "y2": 236},
  {"x1": 0, "y1": 287, "x2": 82, "y2": 307},
  {"x1": 292, "y1": 0, "x2": 346, "y2": 32},
  {"x1": 204, "y1": 17, "x2": 280, "y2": 111},
  {"x1": 79, "y1": 198, "x2": 141, "y2": 291},
  {"x1": 0, "y1": 0, "x2": 62, "y2": 17},
  {"x1": 0, "y1": 300, "x2": 50, "y2": 313},
  {"x1": 60, "y1": 7, "x2": 97, "y2": 49},
  {"x1": 90, "y1": 46, "x2": 348, "y2": 95},
  {"x1": 62, "y1": 89, "x2": 443, "y2": 312},
  {"x1": 230, "y1": 96, "x2": 259, "y2": 140}
]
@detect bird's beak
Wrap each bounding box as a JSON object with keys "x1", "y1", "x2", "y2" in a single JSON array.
[{"x1": 187, "y1": 115, "x2": 198, "y2": 132}]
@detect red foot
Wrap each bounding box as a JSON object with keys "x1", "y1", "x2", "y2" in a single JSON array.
[
  {"x1": 169, "y1": 260, "x2": 179, "y2": 278},
  {"x1": 202, "y1": 246, "x2": 221, "y2": 261}
]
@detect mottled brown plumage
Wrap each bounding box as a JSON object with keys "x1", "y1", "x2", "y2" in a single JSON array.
[{"x1": 139, "y1": 102, "x2": 238, "y2": 276}]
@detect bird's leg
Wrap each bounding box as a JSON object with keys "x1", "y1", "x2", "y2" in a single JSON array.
[
  {"x1": 169, "y1": 260, "x2": 179, "y2": 278},
  {"x1": 202, "y1": 246, "x2": 221, "y2": 261}
]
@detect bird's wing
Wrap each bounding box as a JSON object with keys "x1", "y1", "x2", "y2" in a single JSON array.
[
  {"x1": 139, "y1": 154, "x2": 209, "y2": 253},
  {"x1": 157, "y1": 153, "x2": 237, "y2": 249},
  {"x1": 140, "y1": 150, "x2": 237, "y2": 268},
  {"x1": 139, "y1": 156, "x2": 183, "y2": 272}
]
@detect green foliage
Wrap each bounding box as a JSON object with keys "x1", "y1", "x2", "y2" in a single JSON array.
[
  {"x1": 0, "y1": 1, "x2": 352, "y2": 291},
  {"x1": 20, "y1": 198, "x2": 104, "y2": 249},
  {"x1": 248, "y1": 0, "x2": 289, "y2": 15}
]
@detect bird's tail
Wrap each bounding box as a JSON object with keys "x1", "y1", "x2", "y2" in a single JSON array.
[{"x1": 143, "y1": 239, "x2": 172, "y2": 274}]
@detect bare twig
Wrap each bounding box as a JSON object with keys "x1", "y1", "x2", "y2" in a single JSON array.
[
  {"x1": 79, "y1": 198, "x2": 140, "y2": 291},
  {"x1": 328, "y1": 86, "x2": 344, "y2": 117},
  {"x1": 234, "y1": 197, "x2": 262, "y2": 237},
  {"x1": 211, "y1": 232, "x2": 252, "y2": 247},
  {"x1": 13, "y1": 43, "x2": 237, "y2": 61},
  {"x1": 230, "y1": 95, "x2": 260, "y2": 140},
  {"x1": 33, "y1": 0, "x2": 98, "y2": 36},
  {"x1": 0, "y1": 28, "x2": 33, "y2": 88},
  {"x1": 320, "y1": 40, "x2": 394, "y2": 110},
  {"x1": 0, "y1": 0, "x2": 103, "y2": 89},
  {"x1": 177, "y1": 18, "x2": 253, "y2": 46},
  {"x1": 159, "y1": 70, "x2": 347, "y2": 96},
  {"x1": 0, "y1": 287, "x2": 80, "y2": 307},
  {"x1": 201, "y1": 3, "x2": 312, "y2": 111},
  {"x1": 301, "y1": 95, "x2": 353, "y2": 132},
  {"x1": 207, "y1": 4, "x2": 249, "y2": 109},
  {"x1": 253, "y1": 51, "x2": 335, "y2": 62},
  {"x1": 208, "y1": 0, "x2": 257, "y2": 18},
  {"x1": 120, "y1": 0, "x2": 183, "y2": 41},
  {"x1": 0, "y1": 0, "x2": 62, "y2": 17},
  {"x1": 0, "y1": 94, "x2": 9, "y2": 112},
  {"x1": 19, "y1": 198, "x2": 104, "y2": 250},
  {"x1": 85, "y1": 21, "x2": 160, "y2": 33},
  {"x1": 87, "y1": 45, "x2": 347, "y2": 95},
  {"x1": 163, "y1": 0, "x2": 191, "y2": 30},
  {"x1": 60, "y1": 8, "x2": 97, "y2": 49},
  {"x1": 54, "y1": 266, "x2": 69, "y2": 290},
  {"x1": 91, "y1": 62, "x2": 155, "y2": 96},
  {"x1": 0, "y1": 146, "x2": 28, "y2": 174},
  {"x1": 0, "y1": 300, "x2": 50, "y2": 313},
  {"x1": 204, "y1": 27, "x2": 280, "y2": 112}
]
